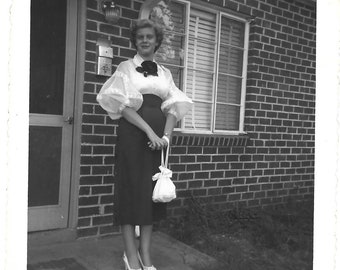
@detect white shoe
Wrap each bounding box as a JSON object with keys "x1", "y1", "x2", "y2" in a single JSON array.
[
  {"x1": 137, "y1": 252, "x2": 157, "y2": 270},
  {"x1": 123, "y1": 253, "x2": 142, "y2": 270}
]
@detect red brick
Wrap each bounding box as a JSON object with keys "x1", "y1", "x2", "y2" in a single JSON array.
[
  {"x1": 242, "y1": 192, "x2": 254, "y2": 200},
  {"x1": 208, "y1": 188, "x2": 222, "y2": 196},
  {"x1": 87, "y1": 0, "x2": 97, "y2": 9},
  {"x1": 188, "y1": 180, "x2": 203, "y2": 188},
  {"x1": 92, "y1": 185, "x2": 113, "y2": 194},
  {"x1": 236, "y1": 186, "x2": 248, "y2": 192},
  {"x1": 192, "y1": 189, "x2": 207, "y2": 196},
  {"x1": 87, "y1": 20, "x2": 97, "y2": 31},
  {"x1": 195, "y1": 172, "x2": 209, "y2": 179},
  {"x1": 77, "y1": 227, "x2": 98, "y2": 238},
  {"x1": 78, "y1": 218, "x2": 91, "y2": 227},
  {"x1": 93, "y1": 146, "x2": 113, "y2": 154},
  {"x1": 78, "y1": 206, "x2": 100, "y2": 217},
  {"x1": 229, "y1": 194, "x2": 241, "y2": 201},
  {"x1": 121, "y1": 7, "x2": 139, "y2": 19},
  {"x1": 186, "y1": 164, "x2": 201, "y2": 171},
  {"x1": 178, "y1": 173, "x2": 194, "y2": 180},
  {"x1": 80, "y1": 166, "x2": 91, "y2": 175},
  {"x1": 93, "y1": 215, "x2": 113, "y2": 226},
  {"x1": 98, "y1": 24, "x2": 120, "y2": 35},
  {"x1": 79, "y1": 187, "x2": 91, "y2": 196},
  {"x1": 204, "y1": 180, "x2": 218, "y2": 187},
  {"x1": 80, "y1": 175, "x2": 102, "y2": 185},
  {"x1": 79, "y1": 196, "x2": 99, "y2": 206},
  {"x1": 87, "y1": 10, "x2": 104, "y2": 22},
  {"x1": 100, "y1": 225, "x2": 118, "y2": 235},
  {"x1": 211, "y1": 171, "x2": 224, "y2": 179}
]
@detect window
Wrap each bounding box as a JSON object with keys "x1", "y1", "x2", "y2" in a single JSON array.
[{"x1": 152, "y1": 0, "x2": 249, "y2": 134}]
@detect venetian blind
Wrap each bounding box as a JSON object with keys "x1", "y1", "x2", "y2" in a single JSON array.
[
  {"x1": 184, "y1": 9, "x2": 217, "y2": 131},
  {"x1": 215, "y1": 16, "x2": 245, "y2": 131}
]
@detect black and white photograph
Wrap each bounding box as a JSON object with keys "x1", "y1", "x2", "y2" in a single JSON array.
[{"x1": 1, "y1": 0, "x2": 339, "y2": 269}]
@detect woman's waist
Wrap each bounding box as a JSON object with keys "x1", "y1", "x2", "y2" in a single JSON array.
[{"x1": 140, "y1": 94, "x2": 163, "y2": 108}]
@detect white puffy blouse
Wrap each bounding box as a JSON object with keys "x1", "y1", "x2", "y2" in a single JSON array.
[{"x1": 96, "y1": 54, "x2": 193, "y2": 121}]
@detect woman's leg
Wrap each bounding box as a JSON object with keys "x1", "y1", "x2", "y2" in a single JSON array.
[
  {"x1": 139, "y1": 224, "x2": 153, "y2": 266},
  {"x1": 122, "y1": 224, "x2": 140, "y2": 269}
]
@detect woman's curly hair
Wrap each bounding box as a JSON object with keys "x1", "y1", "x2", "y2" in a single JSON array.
[{"x1": 130, "y1": 19, "x2": 164, "y2": 52}]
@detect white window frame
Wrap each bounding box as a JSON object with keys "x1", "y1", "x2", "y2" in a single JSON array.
[
  {"x1": 211, "y1": 12, "x2": 250, "y2": 135},
  {"x1": 156, "y1": 0, "x2": 250, "y2": 135}
]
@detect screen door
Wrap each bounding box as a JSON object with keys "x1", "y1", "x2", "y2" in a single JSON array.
[{"x1": 28, "y1": 0, "x2": 77, "y2": 232}]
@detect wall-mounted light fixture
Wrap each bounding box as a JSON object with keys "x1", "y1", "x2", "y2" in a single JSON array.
[{"x1": 101, "y1": 1, "x2": 121, "y2": 24}]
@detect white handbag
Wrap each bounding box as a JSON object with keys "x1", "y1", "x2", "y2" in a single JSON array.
[{"x1": 152, "y1": 145, "x2": 176, "y2": 203}]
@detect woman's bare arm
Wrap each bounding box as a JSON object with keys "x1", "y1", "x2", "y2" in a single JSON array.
[
  {"x1": 162, "y1": 113, "x2": 177, "y2": 145},
  {"x1": 121, "y1": 107, "x2": 166, "y2": 150}
]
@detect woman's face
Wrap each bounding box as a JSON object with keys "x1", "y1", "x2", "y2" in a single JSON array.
[{"x1": 135, "y1": 27, "x2": 158, "y2": 59}]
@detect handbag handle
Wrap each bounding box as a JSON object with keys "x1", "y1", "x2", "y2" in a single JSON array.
[{"x1": 161, "y1": 145, "x2": 170, "y2": 168}]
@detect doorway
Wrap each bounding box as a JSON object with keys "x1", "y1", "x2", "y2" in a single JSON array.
[{"x1": 28, "y1": 0, "x2": 78, "y2": 232}]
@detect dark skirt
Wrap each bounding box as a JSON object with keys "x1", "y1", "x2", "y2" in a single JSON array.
[{"x1": 114, "y1": 94, "x2": 167, "y2": 225}]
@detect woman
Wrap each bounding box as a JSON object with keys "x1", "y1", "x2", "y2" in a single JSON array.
[{"x1": 97, "y1": 19, "x2": 193, "y2": 270}]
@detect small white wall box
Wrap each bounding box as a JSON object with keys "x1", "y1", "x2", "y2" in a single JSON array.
[{"x1": 96, "y1": 38, "x2": 113, "y2": 76}]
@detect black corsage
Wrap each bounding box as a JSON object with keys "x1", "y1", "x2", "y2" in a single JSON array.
[{"x1": 136, "y1": 61, "x2": 158, "y2": 77}]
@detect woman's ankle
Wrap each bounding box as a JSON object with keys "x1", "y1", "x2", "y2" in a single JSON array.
[
  {"x1": 139, "y1": 249, "x2": 152, "y2": 267},
  {"x1": 125, "y1": 252, "x2": 140, "y2": 269}
]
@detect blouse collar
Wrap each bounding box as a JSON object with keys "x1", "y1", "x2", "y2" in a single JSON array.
[
  {"x1": 132, "y1": 54, "x2": 165, "y2": 73},
  {"x1": 133, "y1": 54, "x2": 156, "y2": 66}
]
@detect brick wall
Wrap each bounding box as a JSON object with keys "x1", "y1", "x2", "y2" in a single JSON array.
[{"x1": 77, "y1": 0, "x2": 316, "y2": 238}]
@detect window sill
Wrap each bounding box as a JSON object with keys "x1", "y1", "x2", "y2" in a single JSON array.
[{"x1": 171, "y1": 131, "x2": 250, "y2": 147}]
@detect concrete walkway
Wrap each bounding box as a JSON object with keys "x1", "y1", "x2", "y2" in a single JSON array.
[{"x1": 27, "y1": 231, "x2": 218, "y2": 270}]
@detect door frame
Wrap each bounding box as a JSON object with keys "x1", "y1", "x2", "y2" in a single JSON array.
[
  {"x1": 28, "y1": 0, "x2": 86, "y2": 243},
  {"x1": 68, "y1": 0, "x2": 86, "y2": 232}
]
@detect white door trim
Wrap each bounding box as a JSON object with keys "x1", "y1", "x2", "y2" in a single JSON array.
[{"x1": 68, "y1": 0, "x2": 86, "y2": 231}]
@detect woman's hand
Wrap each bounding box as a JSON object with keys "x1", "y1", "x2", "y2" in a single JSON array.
[
  {"x1": 121, "y1": 107, "x2": 167, "y2": 150},
  {"x1": 121, "y1": 107, "x2": 170, "y2": 150},
  {"x1": 147, "y1": 130, "x2": 168, "y2": 150}
]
